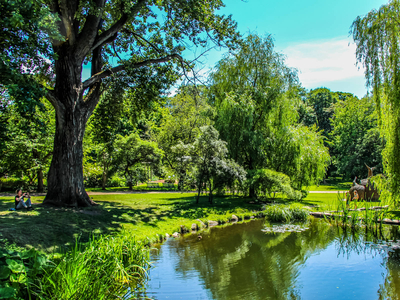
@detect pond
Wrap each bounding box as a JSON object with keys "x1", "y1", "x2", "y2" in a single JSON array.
[{"x1": 134, "y1": 219, "x2": 400, "y2": 300}]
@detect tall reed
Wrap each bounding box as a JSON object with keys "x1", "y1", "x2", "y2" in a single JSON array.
[
  {"x1": 34, "y1": 232, "x2": 150, "y2": 300},
  {"x1": 263, "y1": 204, "x2": 309, "y2": 222}
]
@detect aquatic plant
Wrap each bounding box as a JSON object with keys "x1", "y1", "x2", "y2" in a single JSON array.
[
  {"x1": 326, "y1": 192, "x2": 395, "y2": 232},
  {"x1": 263, "y1": 204, "x2": 309, "y2": 222},
  {"x1": 262, "y1": 224, "x2": 309, "y2": 233},
  {"x1": 35, "y1": 232, "x2": 150, "y2": 300}
]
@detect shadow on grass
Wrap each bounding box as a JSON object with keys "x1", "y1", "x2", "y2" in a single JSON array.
[{"x1": 0, "y1": 194, "x2": 257, "y2": 252}]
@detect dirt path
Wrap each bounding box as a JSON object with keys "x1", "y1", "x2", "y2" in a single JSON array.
[
  {"x1": 87, "y1": 191, "x2": 193, "y2": 195},
  {"x1": 308, "y1": 191, "x2": 343, "y2": 194}
]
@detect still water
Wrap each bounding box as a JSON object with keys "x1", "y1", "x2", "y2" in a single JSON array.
[{"x1": 135, "y1": 219, "x2": 400, "y2": 300}]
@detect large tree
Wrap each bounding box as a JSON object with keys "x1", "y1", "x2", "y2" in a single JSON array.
[
  {"x1": 210, "y1": 35, "x2": 298, "y2": 193},
  {"x1": 1, "y1": 99, "x2": 55, "y2": 192},
  {"x1": 330, "y1": 95, "x2": 383, "y2": 180},
  {"x1": 2, "y1": 0, "x2": 240, "y2": 206},
  {"x1": 114, "y1": 133, "x2": 163, "y2": 190},
  {"x1": 210, "y1": 34, "x2": 329, "y2": 196},
  {"x1": 352, "y1": 0, "x2": 400, "y2": 200},
  {"x1": 155, "y1": 85, "x2": 212, "y2": 189}
]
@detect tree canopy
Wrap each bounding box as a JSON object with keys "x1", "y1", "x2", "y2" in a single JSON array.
[
  {"x1": 352, "y1": 0, "x2": 400, "y2": 199},
  {"x1": 210, "y1": 34, "x2": 329, "y2": 196},
  {"x1": 0, "y1": 0, "x2": 241, "y2": 206}
]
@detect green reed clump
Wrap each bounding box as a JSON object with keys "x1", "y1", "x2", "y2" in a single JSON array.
[
  {"x1": 263, "y1": 204, "x2": 309, "y2": 222},
  {"x1": 34, "y1": 232, "x2": 150, "y2": 300}
]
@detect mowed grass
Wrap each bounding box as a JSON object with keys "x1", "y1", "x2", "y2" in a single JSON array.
[
  {"x1": 305, "y1": 177, "x2": 353, "y2": 192},
  {"x1": 299, "y1": 192, "x2": 400, "y2": 222},
  {"x1": 0, "y1": 192, "x2": 260, "y2": 252},
  {"x1": 1, "y1": 184, "x2": 395, "y2": 253}
]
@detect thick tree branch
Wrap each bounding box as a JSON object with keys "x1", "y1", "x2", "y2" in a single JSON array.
[
  {"x1": 58, "y1": 0, "x2": 81, "y2": 45},
  {"x1": 75, "y1": 0, "x2": 106, "y2": 59},
  {"x1": 45, "y1": 88, "x2": 57, "y2": 108},
  {"x1": 90, "y1": 0, "x2": 147, "y2": 51},
  {"x1": 82, "y1": 53, "x2": 181, "y2": 90}
]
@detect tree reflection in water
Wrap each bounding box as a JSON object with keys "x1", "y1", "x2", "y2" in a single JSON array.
[{"x1": 135, "y1": 219, "x2": 400, "y2": 300}]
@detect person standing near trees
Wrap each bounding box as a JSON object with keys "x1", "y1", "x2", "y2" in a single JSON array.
[{"x1": 15, "y1": 189, "x2": 34, "y2": 210}]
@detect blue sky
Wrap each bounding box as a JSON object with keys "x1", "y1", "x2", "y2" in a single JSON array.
[
  {"x1": 83, "y1": 0, "x2": 388, "y2": 98},
  {"x1": 200, "y1": 0, "x2": 388, "y2": 98}
]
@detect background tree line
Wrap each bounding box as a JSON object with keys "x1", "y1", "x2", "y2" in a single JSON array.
[
  {"x1": 3, "y1": 0, "x2": 398, "y2": 204},
  {"x1": 0, "y1": 32, "x2": 385, "y2": 201}
]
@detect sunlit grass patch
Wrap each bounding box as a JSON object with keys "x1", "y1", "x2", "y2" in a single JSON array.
[{"x1": 0, "y1": 193, "x2": 260, "y2": 252}]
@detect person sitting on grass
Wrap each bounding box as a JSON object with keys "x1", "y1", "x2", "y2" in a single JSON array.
[{"x1": 15, "y1": 189, "x2": 34, "y2": 210}]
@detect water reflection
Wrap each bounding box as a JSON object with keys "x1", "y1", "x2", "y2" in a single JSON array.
[{"x1": 134, "y1": 219, "x2": 400, "y2": 300}]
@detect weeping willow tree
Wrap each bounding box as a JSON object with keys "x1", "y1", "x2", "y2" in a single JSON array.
[
  {"x1": 210, "y1": 34, "x2": 329, "y2": 197},
  {"x1": 352, "y1": 0, "x2": 400, "y2": 202}
]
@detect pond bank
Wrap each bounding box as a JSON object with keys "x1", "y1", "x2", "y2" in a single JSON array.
[{"x1": 135, "y1": 218, "x2": 400, "y2": 300}]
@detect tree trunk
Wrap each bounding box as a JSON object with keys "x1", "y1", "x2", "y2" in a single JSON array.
[
  {"x1": 127, "y1": 174, "x2": 133, "y2": 190},
  {"x1": 37, "y1": 169, "x2": 44, "y2": 193},
  {"x1": 43, "y1": 47, "x2": 98, "y2": 207},
  {"x1": 196, "y1": 186, "x2": 202, "y2": 204},
  {"x1": 249, "y1": 185, "x2": 255, "y2": 198},
  {"x1": 44, "y1": 106, "x2": 93, "y2": 206},
  {"x1": 208, "y1": 180, "x2": 213, "y2": 204},
  {"x1": 102, "y1": 171, "x2": 107, "y2": 190},
  {"x1": 101, "y1": 162, "x2": 108, "y2": 190}
]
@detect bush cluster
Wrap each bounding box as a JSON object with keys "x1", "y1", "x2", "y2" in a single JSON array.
[{"x1": 263, "y1": 204, "x2": 309, "y2": 222}]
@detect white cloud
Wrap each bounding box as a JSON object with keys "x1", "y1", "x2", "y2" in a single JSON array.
[{"x1": 282, "y1": 37, "x2": 367, "y2": 95}]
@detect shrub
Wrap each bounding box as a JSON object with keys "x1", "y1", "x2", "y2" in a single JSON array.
[
  {"x1": 250, "y1": 169, "x2": 302, "y2": 200},
  {"x1": 0, "y1": 177, "x2": 29, "y2": 192},
  {"x1": 263, "y1": 204, "x2": 309, "y2": 222},
  {"x1": 108, "y1": 176, "x2": 125, "y2": 187},
  {"x1": 83, "y1": 162, "x2": 103, "y2": 188}
]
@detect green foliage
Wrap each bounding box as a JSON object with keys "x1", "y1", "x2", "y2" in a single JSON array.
[
  {"x1": 82, "y1": 157, "x2": 103, "y2": 188},
  {"x1": 212, "y1": 35, "x2": 299, "y2": 174},
  {"x1": 0, "y1": 0, "x2": 60, "y2": 111},
  {"x1": 289, "y1": 125, "x2": 330, "y2": 189},
  {"x1": 0, "y1": 92, "x2": 9, "y2": 154},
  {"x1": 156, "y1": 86, "x2": 213, "y2": 188},
  {"x1": 190, "y1": 126, "x2": 246, "y2": 203},
  {"x1": 263, "y1": 204, "x2": 309, "y2": 222},
  {"x1": 2, "y1": 0, "x2": 242, "y2": 206},
  {"x1": 114, "y1": 133, "x2": 163, "y2": 189},
  {"x1": 297, "y1": 92, "x2": 317, "y2": 127},
  {"x1": 37, "y1": 234, "x2": 150, "y2": 300},
  {"x1": 210, "y1": 34, "x2": 328, "y2": 194},
  {"x1": 0, "y1": 244, "x2": 49, "y2": 300},
  {"x1": 251, "y1": 169, "x2": 301, "y2": 200},
  {"x1": 330, "y1": 95, "x2": 384, "y2": 179},
  {"x1": 0, "y1": 98, "x2": 54, "y2": 190},
  {"x1": 306, "y1": 88, "x2": 338, "y2": 140},
  {"x1": 352, "y1": 0, "x2": 400, "y2": 201},
  {"x1": 0, "y1": 178, "x2": 29, "y2": 192}
]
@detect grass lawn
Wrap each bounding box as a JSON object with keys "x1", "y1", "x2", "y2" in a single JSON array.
[
  {"x1": 0, "y1": 193, "x2": 260, "y2": 252},
  {"x1": 1, "y1": 187, "x2": 395, "y2": 253},
  {"x1": 300, "y1": 191, "x2": 400, "y2": 221},
  {"x1": 305, "y1": 177, "x2": 353, "y2": 192}
]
